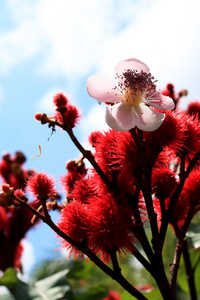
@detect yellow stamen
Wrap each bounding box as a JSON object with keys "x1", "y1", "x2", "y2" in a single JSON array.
[{"x1": 124, "y1": 90, "x2": 143, "y2": 106}]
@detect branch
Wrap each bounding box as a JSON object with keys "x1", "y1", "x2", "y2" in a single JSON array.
[
  {"x1": 182, "y1": 240, "x2": 198, "y2": 300},
  {"x1": 169, "y1": 207, "x2": 198, "y2": 293},
  {"x1": 160, "y1": 150, "x2": 200, "y2": 248},
  {"x1": 52, "y1": 115, "x2": 113, "y2": 190},
  {"x1": 17, "y1": 197, "x2": 148, "y2": 300},
  {"x1": 130, "y1": 129, "x2": 176, "y2": 300}
]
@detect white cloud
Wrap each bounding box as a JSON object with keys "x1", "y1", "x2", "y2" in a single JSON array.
[
  {"x1": 0, "y1": 0, "x2": 154, "y2": 77},
  {"x1": 0, "y1": 86, "x2": 3, "y2": 103},
  {"x1": 35, "y1": 86, "x2": 81, "y2": 113},
  {"x1": 36, "y1": 88, "x2": 63, "y2": 113},
  {"x1": 21, "y1": 238, "x2": 35, "y2": 279},
  {"x1": 80, "y1": 103, "x2": 109, "y2": 143},
  {"x1": 1, "y1": 0, "x2": 200, "y2": 111},
  {"x1": 1, "y1": 0, "x2": 200, "y2": 96}
]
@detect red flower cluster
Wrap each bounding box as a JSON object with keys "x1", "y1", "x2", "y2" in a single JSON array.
[
  {"x1": 34, "y1": 92, "x2": 81, "y2": 129},
  {"x1": 53, "y1": 92, "x2": 81, "y2": 128},
  {"x1": 0, "y1": 151, "x2": 33, "y2": 190},
  {"x1": 0, "y1": 152, "x2": 42, "y2": 272},
  {"x1": 58, "y1": 170, "x2": 136, "y2": 262},
  {"x1": 57, "y1": 91, "x2": 200, "y2": 260}
]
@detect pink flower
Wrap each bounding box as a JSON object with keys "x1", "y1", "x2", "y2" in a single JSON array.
[{"x1": 87, "y1": 58, "x2": 175, "y2": 132}]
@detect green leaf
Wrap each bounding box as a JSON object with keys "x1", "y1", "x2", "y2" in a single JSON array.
[
  {"x1": 177, "y1": 250, "x2": 200, "y2": 295},
  {"x1": 11, "y1": 269, "x2": 74, "y2": 300},
  {"x1": 67, "y1": 260, "x2": 94, "y2": 281},
  {"x1": 75, "y1": 284, "x2": 108, "y2": 300},
  {"x1": 120, "y1": 290, "x2": 137, "y2": 300},
  {"x1": 11, "y1": 279, "x2": 41, "y2": 300},
  {"x1": 0, "y1": 268, "x2": 18, "y2": 288},
  {"x1": 186, "y1": 223, "x2": 200, "y2": 249},
  {"x1": 143, "y1": 288, "x2": 162, "y2": 300},
  {"x1": 120, "y1": 288, "x2": 161, "y2": 300}
]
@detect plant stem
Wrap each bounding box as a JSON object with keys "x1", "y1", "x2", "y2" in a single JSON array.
[
  {"x1": 160, "y1": 150, "x2": 200, "y2": 249},
  {"x1": 56, "y1": 120, "x2": 113, "y2": 190},
  {"x1": 130, "y1": 129, "x2": 177, "y2": 300},
  {"x1": 182, "y1": 240, "x2": 198, "y2": 300}
]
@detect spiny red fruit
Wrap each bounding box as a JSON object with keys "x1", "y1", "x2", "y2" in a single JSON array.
[
  {"x1": 27, "y1": 172, "x2": 55, "y2": 200},
  {"x1": 89, "y1": 129, "x2": 140, "y2": 177},
  {"x1": 177, "y1": 113, "x2": 200, "y2": 159},
  {"x1": 86, "y1": 195, "x2": 135, "y2": 262},
  {"x1": 180, "y1": 167, "x2": 200, "y2": 207},
  {"x1": 58, "y1": 200, "x2": 89, "y2": 258},
  {"x1": 146, "y1": 111, "x2": 185, "y2": 153},
  {"x1": 187, "y1": 101, "x2": 200, "y2": 119},
  {"x1": 152, "y1": 167, "x2": 178, "y2": 199}
]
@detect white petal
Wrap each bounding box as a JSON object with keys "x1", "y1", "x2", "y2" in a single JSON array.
[
  {"x1": 132, "y1": 103, "x2": 165, "y2": 132},
  {"x1": 145, "y1": 92, "x2": 175, "y2": 110},
  {"x1": 114, "y1": 58, "x2": 150, "y2": 75},
  {"x1": 105, "y1": 104, "x2": 134, "y2": 131},
  {"x1": 87, "y1": 73, "x2": 122, "y2": 103},
  {"x1": 108, "y1": 102, "x2": 136, "y2": 130}
]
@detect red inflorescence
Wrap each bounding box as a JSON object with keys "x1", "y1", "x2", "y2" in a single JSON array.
[
  {"x1": 53, "y1": 92, "x2": 69, "y2": 107},
  {"x1": 54, "y1": 103, "x2": 81, "y2": 128},
  {"x1": 0, "y1": 152, "x2": 43, "y2": 272}
]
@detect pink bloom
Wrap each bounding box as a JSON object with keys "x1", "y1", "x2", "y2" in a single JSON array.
[{"x1": 87, "y1": 58, "x2": 175, "y2": 132}]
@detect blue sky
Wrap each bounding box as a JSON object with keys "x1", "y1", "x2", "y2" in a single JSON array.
[{"x1": 0, "y1": 0, "x2": 200, "y2": 276}]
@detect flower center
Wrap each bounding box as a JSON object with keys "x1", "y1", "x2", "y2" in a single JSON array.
[
  {"x1": 124, "y1": 89, "x2": 143, "y2": 106},
  {"x1": 115, "y1": 69, "x2": 157, "y2": 106}
]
